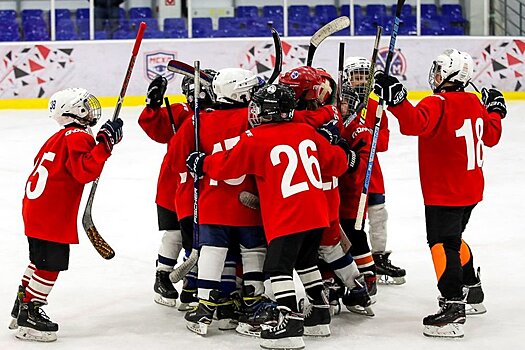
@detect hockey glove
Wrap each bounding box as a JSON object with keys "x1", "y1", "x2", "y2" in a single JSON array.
[
  {"x1": 96, "y1": 118, "x2": 123, "y2": 153},
  {"x1": 373, "y1": 72, "x2": 407, "y2": 107},
  {"x1": 482, "y1": 88, "x2": 507, "y2": 119},
  {"x1": 146, "y1": 75, "x2": 168, "y2": 109},
  {"x1": 336, "y1": 138, "x2": 360, "y2": 173},
  {"x1": 186, "y1": 151, "x2": 206, "y2": 178},
  {"x1": 317, "y1": 119, "x2": 341, "y2": 145}
]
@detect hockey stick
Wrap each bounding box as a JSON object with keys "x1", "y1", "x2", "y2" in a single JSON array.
[
  {"x1": 239, "y1": 190, "x2": 260, "y2": 210},
  {"x1": 170, "y1": 61, "x2": 201, "y2": 283},
  {"x1": 306, "y1": 16, "x2": 351, "y2": 67},
  {"x1": 358, "y1": 26, "x2": 383, "y2": 125},
  {"x1": 166, "y1": 60, "x2": 213, "y2": 86},
  {"x1": 354, "y1": 1, "x2": 405, "y2": 230},
  {"x1": 267, "y1": 25, "x2": 283, "y2": 85},
  {"x1": 337, "y1": 42, "x2": 345, "y2": 110},
  {"x1": 82, "y1": 22, "x2": 147, "y2": 259},
  {"x1": 164, "y1": 97, "x2": 176, "y2": 134}
]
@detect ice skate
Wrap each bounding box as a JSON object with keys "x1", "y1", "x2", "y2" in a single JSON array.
[
  {"x1": 236, "y1": 286, "x2": 279, "y2": 337},
  {"x1": 363, "y1": 271, "x2": 377, "y2": 304},
  {"x1": 217, "y1": 292, "x2": 242, "y2": 331},
  {"x1": 15, "y1": 301, "x2": 58, "y2": 342},
  {"x1": 423, "y1": 298, "x2": 465, "y2": 338},
  {"x1": 323, "y1": 278, "x2": 344, "y2": 316},
  {"x1": 373, "y1": 251, "x2": 406, "y2": 285},
  {"x1": 342, "y1": 274, "x2": 374, "y2": 317},
  {"x1": 260, "y1": 306, "x2": 305, "y2": 350},
  {"x1": 463, "y1": 267, "x2": 486, "y2": 315},
  {"x1": 8, "y1": 285, "x2": 24, "y2": 330},
  {"x1": 299, "y1": 294, "x2": 331, "y2": 337},
  {"x1": 154, "y1": 270, "x2": 178, "y2": 307},
  {"x1": 184, "y1": 290, "x2": 220, "y2": 335},
  {"x1": 178, "y1": 277, "x2": 198, "y2": 311}
]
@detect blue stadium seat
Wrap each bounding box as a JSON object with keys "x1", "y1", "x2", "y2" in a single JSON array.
[
  {"x1": 192, "y1": 17, "x2": 213, "y2": 38},
  {"x1": 356, "y1": 22, "x2": 377, "y2": 36},
  {"x1": 24, "y1": 29, "x2": 49, "y2": 41},
  {"x1": 95, "y1": 30, "x2": 109, "y2": 39},
  {"x1": 0, "y1": 21, "x2": 20, "y2": 41},
  {"x1": 384, "y1": 16, "x2": 416, "y2": 35},
  {"x1": 112, "y1": 29, "x2": 135, "y2": 39},
  {"x1": 441, "y1": 4, "x2": 463, "y2": 19},
  {"x1": 0, "y1": 10, "x2": 17, "y2": 21},
  {"x1": 164, "y1": 18, "x2": 186, "y2": 31},
  {"x1": 22, "y1": 9, "x2": 44, "y2": 21},
  {"x1": 56, "y1": 29, "x2": 78, "y2": 41},
  {"x1": 421, "y1": 18, "x2": 443, "y2": 35},
  {"x1": 164, "y1": 29, "x2": 187, "y2": 38},
  {"x1": 341, "y1": 5, "x2": 362, "y2": 19},
  {"x1": 392, "y1": 4, "x2": 412, "y2": 16},
  {"x1": 76, "y1": 8, "x2": 89, "y2": 20},
  {"x1": 289, "y1": 5, "x2": 310, "y2": 20},
  {"x1": 443, "y1": 25, "x2": 465, "y2": 35},
  {"x1": 421, "y1": 4, "x2": 438, "y2": 19},
  {"x1": 288, "y1": 20, "x2": 316, "y2": 36},
  {"x1": 237, "y1": 6, "x2": 258, "y2": 18},
  {"x1": 366, "y1": 4, "x2": 387, "y2": 17},
  {"x1": 130, "y1": 18, "x2": 158, "y2": 31},
  {"x1": 54, "y1": 8, "x2": 71, "y2": 20},
  {"x1": 263, "y1": 5, "x2": 283, "y2": 18},
  {"x1": 129, "y1": 7, "x2": 152, "y2": 19},
  {"x1": 143, "y1": 29, "x2": 164, "y2": 39},
  {"x1": 315, "y1": 5, "x2": 337, "y2": 22}
]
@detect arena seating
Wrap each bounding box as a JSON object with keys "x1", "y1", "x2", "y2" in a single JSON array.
[{"x1": 0, "y1": 3, "x2": 468, "y2": 42}]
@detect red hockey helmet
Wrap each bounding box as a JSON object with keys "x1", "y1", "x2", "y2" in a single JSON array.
[{"x1": 279, "y1": 66, "x2": 323, "y2": 101}]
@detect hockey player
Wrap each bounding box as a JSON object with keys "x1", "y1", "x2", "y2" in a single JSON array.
[
  {"x1": 280, "y1": 66, "x2": 373, "y2": 318},
  {"x1": 186, "y1": 83, "x2": 352, "y2": 349},
  {"x1": 139, "y1": 71, "x2": 216, "y2": 308},
  {"x1": 10, "y1": 88, "x2": 123, "y2": 342},
  {"x1": 172, "y1": 68, "x2": 267, "y2": 335},
  {"x1": 343, "y1": 56, "x2": 406, "y2": 285},
  {"x1": 373, "y1": 48, "x2": 504, "y2": 338},
  {"x1": 139, "y1": 75, "x2": 193, "y2": 307}
]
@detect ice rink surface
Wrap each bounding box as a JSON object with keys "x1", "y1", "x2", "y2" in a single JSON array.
[{"x1": 0, "y1": 103, "x2": 523, "y2": 349}]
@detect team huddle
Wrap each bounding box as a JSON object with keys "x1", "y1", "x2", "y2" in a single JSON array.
[{"x1": 10, "y1": 45, "x2": 506, "y2": 347}]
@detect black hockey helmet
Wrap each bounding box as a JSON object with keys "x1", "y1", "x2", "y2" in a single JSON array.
[
  {"x1": 181, "y1": 68, "x2": 217, "y2": 109},
  {"x1": 340, "y1": 81, "x2": 362, "y2": 120},
  {"x1": 248, "y1": 84, "x2": 297, "y2": 127}
]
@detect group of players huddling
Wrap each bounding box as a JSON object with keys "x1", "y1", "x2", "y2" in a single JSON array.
[{"x1": 10, "y1": 44, "x2": 506, "y2": 347}]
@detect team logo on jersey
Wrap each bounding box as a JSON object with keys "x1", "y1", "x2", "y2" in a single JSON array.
[
  {"x1": 145, "y1": 51, "x2": 176, "y2": 81},
  {"x1": 290, "y1": 71, "x2": 300, "y2": 79},
  {"x1": 376, "y1": 47, "x2": 407, "y2": 81}
]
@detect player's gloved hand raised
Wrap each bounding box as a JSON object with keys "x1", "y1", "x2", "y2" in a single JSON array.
[
  {"x1": 186, "y1": 151, "x2": 206, "y2": 178},
  {"x1": 146, "y1": 75, "x2": 167, "y2": 109},
  {"x1": 317, "y1": 119, "x2": 341, "y2": 144},
  {"x1": 482, "y1": 88, "x2": 507, "y2": 119},
  {"x1": 97, "y1": 118, "x2": 124, "y2": 153},
  {"x1": 373, "y1": 71, "x2": 407, "y2": 107}
]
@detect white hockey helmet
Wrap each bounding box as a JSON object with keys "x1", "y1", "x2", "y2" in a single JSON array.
[
  {"x1": 428, "y1": 48, "x2": 474, "y2": 92},
  {"x1": 49, "y1": 88, "x2": 101, "y2": 127},
  {"x1": 343, "y1": 56, "x2": 371, "y2": 99},
  {"x1": 212, "y1": 68, "x2": 262, "y2": 104}
]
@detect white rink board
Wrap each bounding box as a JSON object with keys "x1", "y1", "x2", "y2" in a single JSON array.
[{"x1": 1, "y1": 36, "x2": 524, "y2": 99}]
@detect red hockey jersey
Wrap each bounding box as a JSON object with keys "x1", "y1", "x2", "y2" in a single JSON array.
[
  {"x1": 294, "y1": 105, "x2": 343, "y2": 223},
  {"x1": 138, "y1": 103, "x2": 193, "y2": 212},
  {"x1": 389, "y1": 92, "x2": 502, "y2": 206},
  {"x1": 170, "y1": 108, "x2": 262, "y2": 226},
  {"x1": 203, "y1": 122, "x2": 349, "y2": 242},
  {"x1": 23, "y1": 126, "x2": 111, "y2": 244}
]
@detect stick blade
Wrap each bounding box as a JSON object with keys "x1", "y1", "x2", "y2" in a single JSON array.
[
  {"x1": 82, "y1": 205, "x2": 115, "y2": 260},
  {"x1": 310, "y1": 16, "x2": 350, "y2": 47},
  {"x1": 169, "y1": 249, "x2": 198, "y2": 283},
  {"x1": 167, "y1": 60, "x2": 213, "y2": 85}
]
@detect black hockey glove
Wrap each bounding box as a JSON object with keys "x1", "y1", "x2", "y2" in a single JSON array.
[
  {"x1": 482, "y1": 88, "x2": 507, "y2": 119},
  {"x1": 335, "y1": 138, "x2": 360, "y2": 173},
  {"x1": 373, "y1": 71, "x2": 407, "y2": 107},
  {"x1": 317, "y1": 119, "x2": 341, "y2": 145},
  {"x1": 97, "y1": 118, "x2": 123, "y2": 153},
  {"x1": 146, "y1": 75, "x2": 168, "y2": 109},
  {"x1": 186, "y1": 151, "x2": 206, "y2": 178}
]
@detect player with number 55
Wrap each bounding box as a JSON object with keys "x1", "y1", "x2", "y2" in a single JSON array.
[{"x1": 373, "y1": 48, "x2": 504, "y2": 338}]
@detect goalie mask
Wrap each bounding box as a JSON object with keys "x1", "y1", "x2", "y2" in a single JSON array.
[
  {"x1": 248, "y1": 84, "x2": 297, "y2": 128},
  {"x1": 182, "y1": 68, "x2": 217, "y2": 109},
  {"x1": 343, "y1": 56, "x2": 371, "y2": 102},
  {"x1": 428, "y1": 48, "x2": 473, "y2": 93},
  {"x1": 212, "y1": 68, "x2": 263, "y2": 105},
  {"x1": 279, "y1": 66, "x2": 323, "y2": 102},
  {"x1": 49, "y1": 88, "x2": 101, "y2": 127}
]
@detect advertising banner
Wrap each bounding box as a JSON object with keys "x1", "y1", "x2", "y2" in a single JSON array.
[{"x1": 1, "y1": 36, "x2": 524, "y2": 100}]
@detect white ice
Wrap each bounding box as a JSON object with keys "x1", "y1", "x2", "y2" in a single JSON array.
[{"x1": 0, "y1": 104, "x2": 523, "y2": 349}]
